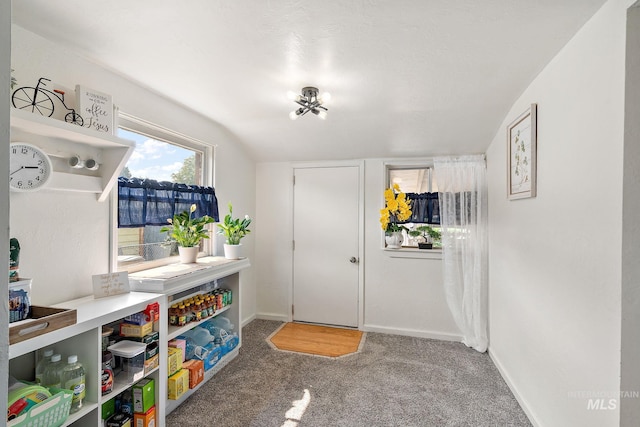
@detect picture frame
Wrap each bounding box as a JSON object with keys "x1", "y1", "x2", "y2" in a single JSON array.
[{"x1": 507, "y1": 103, "x2": 537, "y2": 200}]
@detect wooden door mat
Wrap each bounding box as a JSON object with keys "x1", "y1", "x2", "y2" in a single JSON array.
[{"x1": 267, "y1": 322, "x2": 365, "y2": 358}]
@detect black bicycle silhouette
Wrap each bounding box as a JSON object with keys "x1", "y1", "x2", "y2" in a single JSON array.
[{"x1": 12, "y1": 77, "x2": 84, "y2": 126}]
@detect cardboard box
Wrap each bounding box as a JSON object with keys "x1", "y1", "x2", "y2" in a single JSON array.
[
  {"x1": 144, "y1": 354, "x2": 159, "y2": 375},
  {"x1": 133, "y1": 405, "x2": 156, "y2": 427},
  {"x1": 168, "y1": 369, "x2": 189, "y2": 400},
  {"x1": 167, "y1": 347, "x2": 183, "y2": 377},
  {"x1": 102, "y1": 397, "x2": 116, "y2": 420},
  {"x1": 145, "y1": 341, "x2": 158, "y2": 360},
  {"x1": 123, "y1": 331, "x2": 159, "y2": 345},
  {"x1": 168, "y1": 338, "x2": 186, "y2": 362},
  {"x1": 132, "y1": 378, "x2": 155, "y2": 414},
  {"x1": 107, "y1": 413, "x2": 132, "y2": 427},
  {"x1": 182, "y1": 359, "x2": 205, "y2": 389},
  {"x1": 120, "y1": 321, "x2": 153, "y2": 338}
]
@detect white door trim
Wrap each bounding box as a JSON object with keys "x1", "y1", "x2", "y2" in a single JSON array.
[{"x1": 288, "y1": 160, "x2": 365, "y2": 329}]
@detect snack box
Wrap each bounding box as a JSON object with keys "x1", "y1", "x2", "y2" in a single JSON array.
[
  {"x1": 144, "y1": 354, "x2": 159, "y2": 375},
  {"x1": 119, "y1": 321, "x2": 153, "y2": 338},
  {"x1": 182, "y1": 359, "x2": 204, "y2": 389},
  {"x1": 168, "y1": 338, "x2": 186, "y2": 362},
  {"x1": 132, "y1": 378, "x2": 155, "y2": 414},
  {"x1": 145, "y1": 341, "x2": 159, "y2": 360},
  {"x1": 167, "y1": 369, "x2": 189, "y2": 400},
  {"x1": 133, "y1": 405, "x2": 156, "y2": 427},
  {"x1": 167, "y1": 347, "x2": 183, "y2": 377},
  {"x1": 122, "y1": 331, "x2": 159, "y2": 345},
  {"x1": 107, "y1": 413, "x2": 132, "y2": 427}
]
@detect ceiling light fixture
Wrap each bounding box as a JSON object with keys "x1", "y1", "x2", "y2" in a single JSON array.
[{"x1": 288, "y1": 86, "x2": 330, "y2": 120}]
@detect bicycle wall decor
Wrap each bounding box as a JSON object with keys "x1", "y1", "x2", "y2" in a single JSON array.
[{"x1": 12, "y1": 77, "x2": 84, "y2": 126}]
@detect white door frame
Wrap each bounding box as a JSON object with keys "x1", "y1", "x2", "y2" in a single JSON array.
[{"x1": 288, "y1": 160, "x2": 365, "y2": 329}]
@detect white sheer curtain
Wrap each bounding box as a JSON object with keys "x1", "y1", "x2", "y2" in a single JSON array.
[{"x1": 433, "y1": 155, "x2": 488, "y2": 352}]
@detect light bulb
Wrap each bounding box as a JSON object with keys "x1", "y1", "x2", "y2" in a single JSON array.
[
  {"x1": 317, "y1": 110, "x2": 327, "y2": 120},
  {"x1": 287, "y1": 91, "x2": 298, "y2": 100},
  {"x1": 320, "y1": 92, "x2": 331, "y2": 105},
  {"x1": 289, "y1": 110, "x2": 299, "y2": 120}
]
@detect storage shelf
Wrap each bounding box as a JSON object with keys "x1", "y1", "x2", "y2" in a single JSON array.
[
  {"x1": 168, "y1": 304, "x2": 231, "y2": 340},
  {"x1": 60, "y1": 401, "x2": 98, "y2": 427},
  {"x1": 165, "y1": 347, "x2": 240, "y2": 415},
  {"x1": 105, "y1": 365, "x2": 160, "y2": 402},
  {"x1": 10, "y1": 108, "x2": 135, "y2": 202}
]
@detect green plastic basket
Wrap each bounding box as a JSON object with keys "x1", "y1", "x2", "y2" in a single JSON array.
[{"x1": 8, "y1": 388, "x2": 73, "y2": 427}]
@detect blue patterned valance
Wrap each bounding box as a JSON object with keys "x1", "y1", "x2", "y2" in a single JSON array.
[
  {"x1": 118, "y1": 178, "x2": 219, "y2": 228},
  {"x1": 401, "y1": 192, "x2": 440, "y2": 225}
]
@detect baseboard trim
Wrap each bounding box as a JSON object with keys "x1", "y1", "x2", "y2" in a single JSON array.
[
  {"x1": 363, "y1": 324, "x2": 463, "y2": 342},
  {"x1": 241, "y1": 313, "x2": 257, "y2": 327},
  {"x1": 255, "y1": 313, "x2": 289, "y2": 323},
  {"x1": 488, "y1": 346, "x2": 539, "y2": 427}
]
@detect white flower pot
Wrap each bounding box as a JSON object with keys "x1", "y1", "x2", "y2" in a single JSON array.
[
  {"x1": 178, "y1": 246, "x2": 199, "y2": 263},
  {"x1": 385, "y1": 231, "x2": 403, "y2": 249},
  {"x1": 224, "y1": 243, "x2": 242, "y2": 260}
]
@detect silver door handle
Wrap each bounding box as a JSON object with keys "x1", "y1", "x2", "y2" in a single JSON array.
[{"x1": 350, "y1": 257, "x2": 359, "y2": 264}]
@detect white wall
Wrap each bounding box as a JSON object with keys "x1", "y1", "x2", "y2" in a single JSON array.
[
  {"x1": 1, "y1": 0, "x2": 12, "y2": 418},
  {"x1": 620, "y1": 2, "x2": 640, "y2": 425},
  {"x1": 255, "y1": 159, "x2": 460, "y2": 339},
  {"x1": 10, "y1": 26, "x2": 257, "y2": 323},
  {"x1": 486, "y1": 0, "x2": 630, "y2": 425}
]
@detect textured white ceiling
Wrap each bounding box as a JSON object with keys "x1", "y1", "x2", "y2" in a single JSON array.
[{"x1": 12, "y1": 0, "x2": 606, "y2": 162}]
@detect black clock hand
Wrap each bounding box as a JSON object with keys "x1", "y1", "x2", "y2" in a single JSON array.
[
  {"x1": 10, "y1": 166, "x2": 24, "y2": 176},
  {"x1": 23, "y1": 166, "x2": 39, "y2": 169}
]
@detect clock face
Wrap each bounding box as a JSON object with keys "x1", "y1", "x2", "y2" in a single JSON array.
[{"x1": 9, "y1": 143, "x2": 53, "y2": 192}]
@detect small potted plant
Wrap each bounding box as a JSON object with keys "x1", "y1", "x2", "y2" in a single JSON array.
[
  {"x1": 160, "y1": 204, "x2": 214, "y2": 263},
  {"x1": 409, "y1": 225, "x2": 441, "y2": 249},
  {"x1": 217, "y1": 202, "x2": 252, "y2": 260},
  {"x1": 380, "y1": 184, "x2": 412, "y2": 249}
]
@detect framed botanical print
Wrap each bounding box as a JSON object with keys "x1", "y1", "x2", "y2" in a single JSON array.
[{"x1": 507, "y1": 103, "x2": 537, "y2": 200}]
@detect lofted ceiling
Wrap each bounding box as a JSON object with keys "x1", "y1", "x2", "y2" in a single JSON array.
[{"x1": 12, "y1": 1, "x2": 606, "y2": 162}]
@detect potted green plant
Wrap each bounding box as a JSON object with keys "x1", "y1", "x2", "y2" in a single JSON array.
[
  {"x1": 160, "y1": 204, "x2": 214, "y2": 263},
  {"x1": 409, "y1": 225, "x2": 441, "y2": 249},
  {"x1": 217, "y1": 202, "x2": 252, "y2": 259}
]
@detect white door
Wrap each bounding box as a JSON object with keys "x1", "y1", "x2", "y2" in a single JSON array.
[{"x1": 293, "y1": 166, "x2": 360, "y2": 327}]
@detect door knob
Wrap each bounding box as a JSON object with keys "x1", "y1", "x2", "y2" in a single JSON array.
[{"x1": 349, "y1": 257, "x2": 359, "y2": 264}]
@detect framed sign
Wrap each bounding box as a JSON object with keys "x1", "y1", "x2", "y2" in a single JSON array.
[
  {"x1": 507, "y1": 103, "x2": 537, "y2": 200},
  {"x1": 76, "y1": 85, "x2": 114, "y2": 133}
]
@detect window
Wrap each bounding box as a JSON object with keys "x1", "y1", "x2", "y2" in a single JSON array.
[
  {"x1": 386, "y1": 163, "x2": 441, "y2": 250},
  {"x1": 112, "y1": 114, "x2": 214, "y2": 272}
]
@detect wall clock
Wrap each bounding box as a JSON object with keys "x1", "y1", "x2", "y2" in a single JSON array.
[{"x1": 9, "y1": 142, "x2": 53, "y2": 192}]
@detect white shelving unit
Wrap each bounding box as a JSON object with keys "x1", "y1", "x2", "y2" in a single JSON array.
[
  {"x1": 129, "y1": 256, "x2": 250, "y2": 416},
  {"x1": 8, "y1": 292, "x2": 166, "y2": 427},
  {"x1": 10, "y1": 108, "x2": 135, "y2": 201}
]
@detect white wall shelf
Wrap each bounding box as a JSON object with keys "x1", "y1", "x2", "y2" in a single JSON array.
[
  {"x1": 8, "y1": 291, "x2": 166, "y2": 427},
  {"x1": 129, "y1": 256, "x2": 250, "y2": 416},
  {"x1": 10, "y1": 108, "x2": 135, "y2": 202}
]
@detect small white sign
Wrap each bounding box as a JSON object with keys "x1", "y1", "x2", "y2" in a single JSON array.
[
  {"x1": 92, "y1": 272, "x2": 130, "y2": 298},
  {"x1": 76, "y1": 85, "x2": 114, "y2": 133}
]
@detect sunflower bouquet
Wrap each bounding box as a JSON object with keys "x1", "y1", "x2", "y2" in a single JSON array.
[{"x1": 380, "y1": 183, "x2": 412, "y2": 233}]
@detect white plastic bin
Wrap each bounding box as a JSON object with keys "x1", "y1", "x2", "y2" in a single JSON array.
[{"x1": 107, "y1": 341, "x2": 146, "y2": 383}]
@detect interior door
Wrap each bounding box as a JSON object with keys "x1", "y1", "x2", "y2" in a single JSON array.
[{"x1": 293, "y1": 166, "x2": 360, "y2": 327}]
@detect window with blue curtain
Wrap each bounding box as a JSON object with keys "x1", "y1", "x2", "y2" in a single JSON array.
[
  {"x1": 399, "y1": 192, "x2": 440, "y2": 225},
  {"x1": 118, "y1": 177, "x2": 219, "y2": 228}
]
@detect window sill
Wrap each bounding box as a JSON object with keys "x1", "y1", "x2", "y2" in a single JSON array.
[{"x1": 383, "y1": 247, "x2": 442, "y2": 259}]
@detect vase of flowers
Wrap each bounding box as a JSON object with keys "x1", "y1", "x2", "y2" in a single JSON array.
[
  {"x1": 380, "y1": 184, "x2": 412, "y2": 249},
  {"x1": 160, "y1": 204, "x2": 214, "y2": 263},
  {"x1": 217, "y1": 202, "x2": 252, "y2": 260}
]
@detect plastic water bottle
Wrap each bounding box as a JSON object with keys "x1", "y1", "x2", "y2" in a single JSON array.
[
  {"x1": 35, "y1": 348, "x2": 54, "y2": 384},
  {"x1": 61, "y1": 355, "x2": 85, "y2": 413},
  {"x1": 179, "y1": 336, "x2": 210, "y2": 361},
  {"x1": 182, "y1": 327, "x2": 215, "y2": 346},
  {"x1": 41, "y1": 354, "x2": 64, "y2": 389}
]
